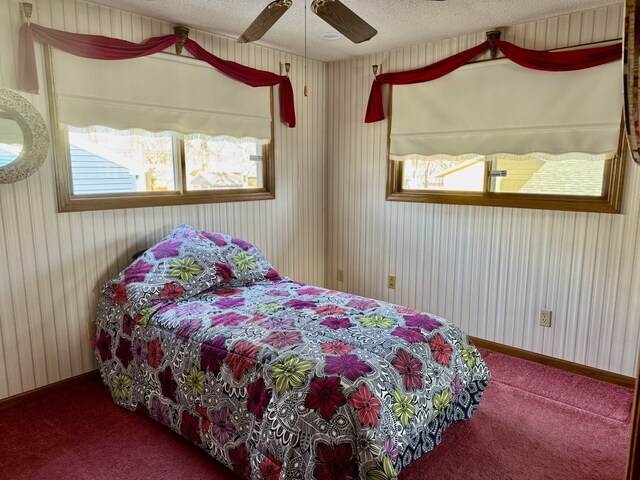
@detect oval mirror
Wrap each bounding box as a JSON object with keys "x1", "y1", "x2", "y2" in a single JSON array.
[{"x1": 0, "y1": 88, "x2": 49, "y2": 183}]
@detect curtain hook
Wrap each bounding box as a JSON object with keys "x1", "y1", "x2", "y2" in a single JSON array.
[
  {"x1": 486, "y1": 30, "x2": 502, "y2": 59},
  {"x1": 173, "y1": 26, "x2": 189, "y2": 55},
  {"x1": 285, "y1": 62, "x2": 291, "y2": 75},
  {"x1": 372, "y1": 64, "x2": 378, "y2": 76},
  {"x1": 279, "y1": 62, "x2": 291, "y2": 76},
  {"x1": 21, "y1": 2, "x2": 33, "y2": 26}
]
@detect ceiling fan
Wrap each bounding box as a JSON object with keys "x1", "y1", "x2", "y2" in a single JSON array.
[{"x1": 237, "y1": 0, "x2": 378, "y2": 45}]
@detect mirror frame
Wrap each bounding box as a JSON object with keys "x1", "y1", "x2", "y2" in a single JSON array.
[{"x1": 0, "y1": 88, "x2": 49, "y2": 183}]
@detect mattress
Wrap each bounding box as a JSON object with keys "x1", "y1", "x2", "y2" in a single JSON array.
[{"x1": 95, "y1": 226, "x2": 490, "y2": 480}]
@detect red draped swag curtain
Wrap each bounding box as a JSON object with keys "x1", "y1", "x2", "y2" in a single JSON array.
[
  {"x1": 365, "y1": 39, "x2": 622, "y2": 124},
  {"x1": 18, "y1": 23, "x2": 296, "y2": 128}
]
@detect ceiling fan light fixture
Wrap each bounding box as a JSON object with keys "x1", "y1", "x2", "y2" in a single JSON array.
[{"x1": 320, "y1": 32, "x2": 342, "y2": 40}]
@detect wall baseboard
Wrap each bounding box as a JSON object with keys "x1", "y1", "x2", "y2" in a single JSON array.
[
  {"x1": 0, "y1": 370, "x2": 100, "y2": 412},
  {"x1": 471, "y1": 336, "x2": 635, "y2": 389}
]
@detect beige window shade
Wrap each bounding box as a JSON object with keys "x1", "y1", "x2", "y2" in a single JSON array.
[
  {"x1": 50, "y1": 50, "x2": 272, "y2": 142},
  {"x1": 390, "y1": 58, "x2": 622, "y2": 158}
]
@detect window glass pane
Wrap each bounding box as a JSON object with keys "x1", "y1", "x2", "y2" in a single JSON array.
[
  {"x1": 491, "y1": 154, "x2": 610, "y2": 196},
  {"x1": 68, "y1": 126, "x2": 177, "y2": 195},
  {"x1": 400, "y1": 152, "x2": 611, "y2": 197},
  {"x1": 184, "y1": 135, "x2": 263, "y2": 191},
  {"x1": 400, "y1": 155, "x2": 485, "y2": 192}
]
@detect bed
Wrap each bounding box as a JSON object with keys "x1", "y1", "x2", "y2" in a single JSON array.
[{"x1": 95, "y1": 225, "x2": 491, "y2": 479}]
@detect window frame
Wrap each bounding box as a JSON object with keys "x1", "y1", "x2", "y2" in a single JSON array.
[
  {"x1": 44, "y1": 46, "x2": 275, "y2": 213},
  {"x1": 385, "y1": 83, "x2": 628, "y2": 214}
]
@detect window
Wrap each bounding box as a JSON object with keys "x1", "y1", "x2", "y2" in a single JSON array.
[
  {"x1": 66, "y1": 126, "x2": 267, "y2": 195},
  {"x1": 389, "y1": 148, "x2": 625, "y2": 212},
  {"x1": 399, "y1": 152, "x2": 615, "y2": 197},
  {"x1": 386, "y1": 53, "x2": 625, "y2": 213},
  {"x1": 45, "y1": 47, "x2": 274, "y2": 212}
]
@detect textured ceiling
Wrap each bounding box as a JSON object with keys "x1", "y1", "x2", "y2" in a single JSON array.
[{"x1": 92, "y1": 0, "x2": 620, "y2": 61}]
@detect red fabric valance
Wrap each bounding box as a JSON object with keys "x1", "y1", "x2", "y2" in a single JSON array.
[
  {"x1": 365, "y1": 39, "x2": 623, "y2": 123},
  {"x1": 494, "y1": 39, "x2": 622, "y2": 71},
  {"x1": 18, "y1": 23, "x2": 296, "y2": 128}
]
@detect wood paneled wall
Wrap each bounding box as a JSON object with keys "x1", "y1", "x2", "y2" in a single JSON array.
[
  {"x1": 0, "y1": 0, "x2": 326, "y2": 399},
  {"x1": 326, "y1": 3, "x2": 640, "y2": 377}
]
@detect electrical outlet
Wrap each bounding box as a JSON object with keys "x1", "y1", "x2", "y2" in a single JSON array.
[
  {"x1": 388, "y1": 275, "x2": 396, "y2": 289},
  {"x1": 540, "y1": 309, "x2": 552, "y2": 327},
  {"x1": 337, "y1": 269, "x2": 344, "y2": 282}
]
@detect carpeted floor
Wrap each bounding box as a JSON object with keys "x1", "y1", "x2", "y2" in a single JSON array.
[{"x1": 0, "y1": 349, "x2": 633, "y2": 480}]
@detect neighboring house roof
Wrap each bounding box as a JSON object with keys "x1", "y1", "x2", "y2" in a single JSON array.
[
  {"x1": 191, "y1": 171, "x2": 244, "y2": 189},
  {"x1": 519, "y1": 159, "x2": 603, "y2": 196}
]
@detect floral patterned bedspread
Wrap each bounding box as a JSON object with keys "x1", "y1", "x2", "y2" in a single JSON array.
[{"x1": 95, "y1": 228, "x2": 490, "y2": 480}]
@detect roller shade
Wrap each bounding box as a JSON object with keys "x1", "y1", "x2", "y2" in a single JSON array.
[
  {"x1": 390, "y1": 58, "x2": 622, "y2": 158},
  {"x1": 50, "y1": 50, "x2": 272, "y2": 141}
]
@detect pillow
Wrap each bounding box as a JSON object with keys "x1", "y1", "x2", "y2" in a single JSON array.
[
  {"x1": 102, "y1": 225, "x2": 230, "y2": 312},
  {"x1": 196, "y1": 229, "x2": 281, "y2": 287}
]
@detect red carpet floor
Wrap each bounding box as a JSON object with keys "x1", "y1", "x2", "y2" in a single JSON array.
[{"x1": 0, "y1": 349, "x2": 633, "y2": 480}]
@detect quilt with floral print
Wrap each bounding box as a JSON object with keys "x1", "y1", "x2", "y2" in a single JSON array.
[{"x1": 95, "y1": 226, "x2": 491, "y2": 480}]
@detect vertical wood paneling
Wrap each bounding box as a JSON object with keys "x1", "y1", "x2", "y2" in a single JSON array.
[
  {"x1": 327, "y1": 4, "x2": 640, "y2": 377},
  {"x1": 0, "y1": 0, "x2": 326, "y2": 399}
]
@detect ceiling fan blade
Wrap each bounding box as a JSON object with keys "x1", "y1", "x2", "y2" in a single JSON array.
[
  {"x1": 311, "y1": 0, "x2": 377, "y2": 44},
  {"x1": 237, "y1": 0, "x2": 293, "y2": 43}
]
